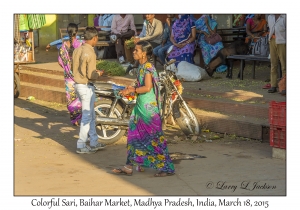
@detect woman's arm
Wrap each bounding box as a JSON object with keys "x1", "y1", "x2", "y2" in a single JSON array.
[
  {"x1": 120, "y1": 73, "x2": 153, "y2": 95},
  {"x1": 135, "y1": 73, "x2": 153, "y2": 93},
  {"x1": 170, "y1": 31, "x2": 181, "y2": 48},
  {"x1": 246, "y1": 19, "x2": 254, "y2": 38},
  {"x1": 197, "y1": 29, "x2": 210, "y2": 37},
  {"x1": 205, "y1": 17, "x2": 216, "y2": 35},
  {"x1": 261, "y1": 22, "x2": 268, "y2": 36},
  {"x1": 188, "y1": 27, "x2": 196, "y2": 42}
]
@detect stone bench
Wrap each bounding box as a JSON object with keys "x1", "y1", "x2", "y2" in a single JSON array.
[{"x1": 227, "y1": 54, "x2": 281, "y2": 80}]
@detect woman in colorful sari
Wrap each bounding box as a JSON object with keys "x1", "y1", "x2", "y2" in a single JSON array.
[
  {"x1": 195, "y1": 15, "x2": 227, "y2": 73},
  {"x1": 168, "y1": 14, "x2": 196, "y2": 66},
  {"x1": 112, "y1": 41, "x2": 175, "y2": 177},
  {"x1": 58, "y1": 23, "x2": 84, "y2": 126},
  {"x1": 245, "y1": 14, "x2": 267, "y2": 44}
]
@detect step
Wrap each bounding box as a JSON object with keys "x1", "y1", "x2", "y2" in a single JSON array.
[
  {"x1": 20, "y1": 70, "x2": 65, "y2": 88},
  {"x1": 18, "y1": 69, "x2": 270, "y2": 119},
  {"x1": 193, "y1": 108, "x2": 269, "y2": 140},
  {"x1": 20, "y1": 81, "x2": 66, "y2": 104},
  {"x1": 19, "y1": 63, "x2": 63, "y2": 76},
  {"x1": 184, "y1": 96, "x2": 269, "y2": 119},
  {"x1": 20, "y1": 66, "x2": 134, "y2": 89},
  {"x1": 17, "y1": 65, "x2": 271, "y2": 140}
]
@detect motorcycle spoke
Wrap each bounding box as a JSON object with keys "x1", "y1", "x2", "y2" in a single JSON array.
[{"x1": 101, "y1": 127, "x2": 108, "y2": 138}]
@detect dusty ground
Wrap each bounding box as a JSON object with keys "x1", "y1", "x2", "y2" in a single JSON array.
[{"x1": 14, "y1": 97, "x2": 286, "y2": 197}]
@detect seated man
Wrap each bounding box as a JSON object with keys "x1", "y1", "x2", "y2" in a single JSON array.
[
  {"x1": 96, "y1": 14, "x2": 116, "y2": 59},
  {"x1": 134, "y1": 14, "x2": 163, "y2": 49},
  {"x1": 110, "y1": 14, "x2": 137, "y2": 64},
  {"x1": 153, "y1": 14, "x2": 177, "y2": 65},
  {"x1": 98, "y1": 14, "x2": 114, "y2": 33},
  {"x1": 126, "y1": 14, "x2": 163, "y2": 72}
]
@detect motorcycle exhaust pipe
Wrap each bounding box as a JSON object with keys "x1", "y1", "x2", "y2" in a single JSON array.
[{"x1": 96, "y1": 116, "x2": 129, "y2": 126}]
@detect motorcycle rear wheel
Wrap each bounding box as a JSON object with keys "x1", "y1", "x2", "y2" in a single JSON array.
[
  {"x1": 94, "y1": 100, "x2": 126, "y2": 144},
  {"x1": 175, "y1": 104, "x2": 200, "y2": 136}
]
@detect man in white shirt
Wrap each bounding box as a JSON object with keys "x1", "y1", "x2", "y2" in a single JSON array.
[
  {"x1": 267, "y1": 14, "x2": 286, "y2": 95},
  {"x1": 110, "y1": 14, "x2": 137, "y2": 64}
]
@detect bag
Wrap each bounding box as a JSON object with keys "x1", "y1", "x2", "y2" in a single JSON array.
[
  {"x1": 278, "y1": 75, "x2": 286, "y2": 93},
  {"x1": 252, "y1": 35, "x2": 270, "y2": 56},
  {"x1": 176, "y1": 61, "x2": 210, "y2": 82},
  {"x1": 205, "y1": 33, "x2": 222, "y2": 45}
]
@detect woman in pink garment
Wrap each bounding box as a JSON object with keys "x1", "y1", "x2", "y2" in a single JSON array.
[{"x1": 58, "y1": 23, "x2": 85, "y2": 126}]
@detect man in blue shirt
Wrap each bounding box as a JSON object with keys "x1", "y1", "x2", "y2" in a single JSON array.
[
  {"x1": 153, "y1": 15, "x2": 177, "y2": 65},
  {"x1": 98, "y1": 14, "x2": 114, "y2": 32}
]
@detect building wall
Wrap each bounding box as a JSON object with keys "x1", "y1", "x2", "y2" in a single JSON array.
[
  {"x1": 212, "y1": 14, "x2": 233, "y2": 29},
  {"x1": 38, "y1": 15, "x2": 57, "y2": 47}
]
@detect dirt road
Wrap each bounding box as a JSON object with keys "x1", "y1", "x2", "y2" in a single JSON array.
[{"x1": 13, "y1": 96, "x2": 286, "y2": 197}]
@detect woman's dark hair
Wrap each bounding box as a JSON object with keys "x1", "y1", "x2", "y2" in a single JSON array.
[
  {"x1": 67, "y1": 23, "x2": 78, "y2": 58},
  {"x1": 136, "y1": 40, "x2": 153, "y2": 61},
  {"x1": 83, "y1": 27, "x2": 98, "y2": 40}
]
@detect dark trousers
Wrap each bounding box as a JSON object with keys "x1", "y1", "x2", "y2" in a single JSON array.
[{"x1": 112, "y1": 30, "x2": 135, "y2": 59}]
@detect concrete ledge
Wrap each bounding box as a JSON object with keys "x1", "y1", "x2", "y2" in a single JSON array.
[
  {"x1": 194, "y1": 110, "x2": 265, "y2": 140},
  {"x1": 272, "y1": 147, "x2": 286, "y2": 160}
]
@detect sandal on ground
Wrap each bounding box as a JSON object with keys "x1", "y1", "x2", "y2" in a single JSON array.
[
  {"x1": 112, "y1": 166, "x2": 133, "y2": 176},
  {"x1": 154, "y1": 171, "x2": 175, "y2": 177},
  {"x1": 262, "y1": 83, "x2": 271, "y2": 89}
]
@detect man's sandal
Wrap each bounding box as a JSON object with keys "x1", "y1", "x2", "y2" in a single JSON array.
[
  {"x1": 154, "y1": 171, "x2": 175, "y2": 177},
  {"x1": 112, "y1": 166, "x2": 133, "y2": 176}
]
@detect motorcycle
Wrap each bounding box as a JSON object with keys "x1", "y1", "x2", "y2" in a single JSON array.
[{"x1": 94, "y1": 46, "x2": 200, "y2": 144}]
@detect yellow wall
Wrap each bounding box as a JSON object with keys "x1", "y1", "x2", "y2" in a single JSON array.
[
  {"x1": 38, "y1": 14, "x2": 95, "y2": 47},
  {"x1": 39, "y1": 15, "x2": 57, "y2": 47},
  {"x1": 88, "y1": 14, "x2": 95, "y2": 26}
]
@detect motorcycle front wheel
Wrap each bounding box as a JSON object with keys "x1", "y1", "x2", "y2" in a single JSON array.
[
  {"x1": 175, "y1": 103, "x2": 200, "y2": 136},
  {"x1": 94, "y1": 100, "x2": 126, "y2": 144}
]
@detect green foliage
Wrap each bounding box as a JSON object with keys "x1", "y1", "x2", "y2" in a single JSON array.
[
  {"x1": 96, "y1": 60, "x2": 125, "y2": 76},
  {"x1": 125, "y1": 37, "x2": 135, "y2": 49}
]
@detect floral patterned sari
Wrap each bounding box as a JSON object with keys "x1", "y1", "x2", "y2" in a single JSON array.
[
  {"x1": 126, "y1": 62, "x2": 175, "y2": 174},
  {"x1": 168, "y1": 14, "x2": 196, "y2": 66},
  {"x1": 195, "y1": 15, "x2": 227, "y2": 72}
]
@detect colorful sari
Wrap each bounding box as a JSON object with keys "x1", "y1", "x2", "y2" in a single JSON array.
[
  {"x1": 126, "y1": 62, "x2": 175, "y2": 174},
  {"x1": 168, "y1": 15, "x2": 196, "y2": 66},
  {"x1": 195, "y1": 15, "x2": 227, "y2": 73},
  {"x1": 245, "y1": 18, "x2": 267, "y2": 43},
  {"x1": 58, "y1": 39, "x2": 84, "y2": 125}
]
